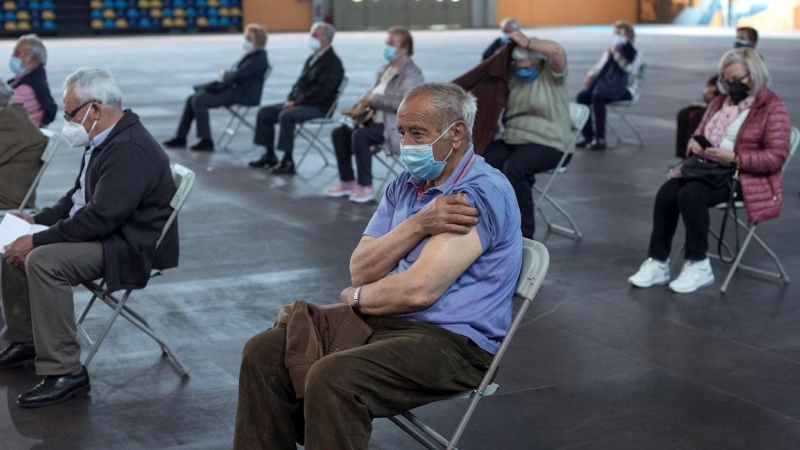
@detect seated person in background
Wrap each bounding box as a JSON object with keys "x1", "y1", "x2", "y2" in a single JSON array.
[
  {"x1": 483, "y1": 17, "x2": 520, "y2": 61},
  {"x1": 6, "y1": 34, "x2": 57, "y2": 128},
  {"x1": 576, "y1": 21, "x2": 642, "y2": 151},
  {"x1": 629, "y1": 48, "x2": 789, "y2": 294},
  {"x1": 233, "y1": 82, "x2": 522, "y2": 450},
  {"x1": 0, "y1": 79, "x2": 47, "y2": 210},
  {"x1": 482, "y1": 31, "x2": 571, "y2": 239},
  {"x1": 163, "y1": 24, "x2": 269, "y2": 152},
  {"x1": 0, "y1": 68, "x2": 180, "y2": 408},
  {"x1": 675, "y1": 75, "x2": 720, "y2": 159},
  {"x1": 735, "y1": 26, "x2": 758, "y2": 49},
  {"x1": 325, "y1": 26, "x2": 423, "y2": 204},
  {"x1": 673, "y1": 27, "x2": 757, "y2": 159},
  {"x1": 248, "y1": 22, "x2": 345, "y2": 175}
]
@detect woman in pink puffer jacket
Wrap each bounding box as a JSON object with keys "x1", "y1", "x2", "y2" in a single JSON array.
[{"x1": 629, "y1": 48, "x2": 790, "y2": 294}]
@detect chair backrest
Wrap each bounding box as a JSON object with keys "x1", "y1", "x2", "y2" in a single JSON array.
[
  {"x1": 480, "y1": 239, "x2": 549, "y2": 387},
  {"x1": 324, "y1": 76, "x2": 349, "y2": 119},
  {"x1": 784, "y1": 126, "x2": 799, "y2": 173},
  {"x1": 155, "y1": 163, "x2": 195, "y2": 249},
  {"x1": 17, "y1": 129, "x2": 61, "y2": 210}
]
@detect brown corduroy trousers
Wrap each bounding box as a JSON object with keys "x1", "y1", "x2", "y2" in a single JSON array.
[{"x1": 233, "y1": 316, "x2": 493, "y2": 450}]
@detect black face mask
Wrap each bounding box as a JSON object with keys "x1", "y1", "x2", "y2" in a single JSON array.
[{"x1": 728, "y1": 81, "x2": 750, "y2": 105}]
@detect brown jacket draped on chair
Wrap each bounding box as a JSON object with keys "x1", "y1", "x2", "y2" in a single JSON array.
[
  {"x1": 452, "y1": 44, "x2": 514, "y2": 155},
  {"x1": 276, "y1": 300, "x2": 373, "y2": 398},
  {"x1": 0, "y1": 103, "x2": 46, "y2": 209}
]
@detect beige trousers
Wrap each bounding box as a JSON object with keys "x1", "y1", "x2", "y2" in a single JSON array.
[{"x1": 0, "y1": 242, "x2": 104, "y2": 375}]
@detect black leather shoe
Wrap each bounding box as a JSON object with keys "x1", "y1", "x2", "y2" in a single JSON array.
[
  {"x1": 248, "y1": 154, "x2": 279, "y2": 169},
  {"x1": 190, "y1": 139, "x2": 215, "y2": 152},
  {"x1": 576, "y1": 138, "x2": 592, "y2": 149},
  {"x1": 271, "y1": 160, "x2": 295, "y2": 175},
  {"x1": 163, "y1": 136, "x2": 187, "y2": 148},
  {"x1": 17, "y1": 367, "x2": 90, "y2": 408},
  {"x1": 0, "y1": 342, "x2": 36, "y2": 370},
  {"x1": 589, "y1": 139, "x2": 607, "y2": 151}
]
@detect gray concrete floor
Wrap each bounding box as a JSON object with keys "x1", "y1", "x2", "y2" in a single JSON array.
[{"x1": 1, "y1": 26, "x2": 800, "y2": 449}]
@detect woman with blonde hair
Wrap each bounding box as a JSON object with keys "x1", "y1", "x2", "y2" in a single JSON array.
[{"x1": 628, "y1": 48, "x2": 790, "y2": 293}]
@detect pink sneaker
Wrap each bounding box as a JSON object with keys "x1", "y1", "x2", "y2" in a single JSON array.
[
  {"x1": 325, "y1": 181, "x2": 357, "y2": 198},
  {"x1": 349, "y1": 185, "x2": 376, "y2": 204}
]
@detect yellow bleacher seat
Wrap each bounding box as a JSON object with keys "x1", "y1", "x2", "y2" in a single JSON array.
[
  {"x1": 17, "y1": 21, "x2": 29, "y2": 30},
  {"x1": 91, "y1": 19, "x2": 104, "y2": 29},
  {"x1": 42, "y1": 10, "x2": 55, "y2": 20},
  {"x1": 197, "y1": 17, "x2": 207, "y2": 26},
  {"x1": 173, "y1": 7, "x2": 184, "y2": 17},
  {"x1": 5, "y1": 22, "x2": 17, "y2": 31},
  {"x1": 17, "y1": 11, "x2": 29, "y2": 20},
  {"x1": 174, "y1": 17, "x2": 186, "y2": 27},
  {"x1": 150, "y1": 9, "x2": 162, "y2": 17},
  {"x1": 3, "y1": 1, "x2": 16, "y2": 11},
  {"x1": 90, "y1": 0, "x2": 102, "y2": 8},
  {"x1": 162, "y1": 17, "x2": 173, "y2": 26}
]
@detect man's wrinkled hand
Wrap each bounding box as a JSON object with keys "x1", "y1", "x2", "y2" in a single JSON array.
[
  {"x1": 415, "y1": 192, "x2": 479, "y2": 236},
  {"x1": 339, "y1": 286, "x2": 355, "y2": 305},
  {"x1": 3, "y1": 235, "x2": 34, "y2": 267}
]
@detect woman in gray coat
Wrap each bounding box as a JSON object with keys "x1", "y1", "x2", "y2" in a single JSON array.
[{"x1": 325, "y1": 26, "x2": 424, "y2": 204}]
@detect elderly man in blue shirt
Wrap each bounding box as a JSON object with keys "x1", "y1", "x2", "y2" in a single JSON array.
[{"x1": 233, "y1": 82, "x2": 522, "y2": 450}]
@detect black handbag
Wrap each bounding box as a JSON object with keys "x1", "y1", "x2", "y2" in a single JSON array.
[
  {"x1": 680, "y1": 156, "x2": 736, "y2": 189},
  {"x1": 193, "y1": 81, "x2": 227, "y2": 94}
]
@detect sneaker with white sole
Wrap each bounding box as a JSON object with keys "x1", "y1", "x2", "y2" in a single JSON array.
[
  {"x1": 325, "y1": 181, "x2": 357, "y2": 198},
  {"x1": 669, "y1": 258, "x2": 714, "y2": 293},
  {"x1": 349, "y1": 185, "x2": 376, "y2": 204},
  {"x1": 628, "y1": 258, "x2": 671, "y2": 288}
]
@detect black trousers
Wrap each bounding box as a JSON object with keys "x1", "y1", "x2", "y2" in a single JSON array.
[
  {"x1": 176, "y1": 88, "x2": 236, "y2": 140},
  {"x1": 331, "y1": 123, "x2": 385, "y2": 187},
  {"x1": 254, "y1": 103, "x2": 325, "y2": 162},
  {"x1": 483, "y1": 139, "x2": 564, "y2": 239},
  {"x1": 576, "y1": 88, "x2": 632, "y2": 141},
  {"x1": 675, "y1": 105, "x2": 707, "y2": 158},
  {"x1": 648, "y1": 177, "x2": 740, "y2": 262}
]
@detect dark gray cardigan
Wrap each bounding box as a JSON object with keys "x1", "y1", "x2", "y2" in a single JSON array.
[{"x1": 33, "y1": 110, "x2": 179, "y2": 292}]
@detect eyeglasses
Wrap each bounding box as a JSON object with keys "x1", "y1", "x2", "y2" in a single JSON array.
[
  {"x1": 63, "y1": 100, "x2": 97, "y2": 121},
  {"x1": 726, "y1": 74, "x2": 750, "y2": 85}
]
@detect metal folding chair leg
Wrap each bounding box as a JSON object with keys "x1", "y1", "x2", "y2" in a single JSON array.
[
  {"x1": 77, "y1": 285, "x2": 190, "y2": 375},
  {"x1": 216, "y1": 106, "x2": 254, "y2": 152},
  {"x1": 295, "y1": 125, "x2": 332, "y2": 169},
  {"x1": 608, "y1": 107, "x2": 645, "y2": 149},
  {"x1": 534, "y1": 188, "x2": 583, "y2": 239}
]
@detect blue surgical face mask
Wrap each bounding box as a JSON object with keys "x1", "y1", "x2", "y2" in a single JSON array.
[
  {"x1": 515, "y1": 67, "x2": 540, "y2": 83},
  {"x1": 400, "y1": 123, "x2": 456, "y2": 181},
  {"x1": 9, "y1": 57, "x2": 24, "y2": 75},
  {"x1": 383, "y1": 44, "x2": 397, "y2": 62},
  {"x1": 500, "y1": 33, "x2": 510, "y2": 44},
  {"x1": 734, "y1": 39, "x2": 752, "y2": 49}
]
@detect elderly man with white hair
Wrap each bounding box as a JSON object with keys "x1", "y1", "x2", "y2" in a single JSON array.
[
  {"x1": 0, "y1": 79, "x2": 47, "y2": 210},
  {"x1": 482, "y1": 17, "x2": 521, "y2": 60},
  {"x1": 248, "y1": 21, "x2": 345, "y2": 175},
  {"x1": 6, "y1": 34, "x2": 57, "y2": 127},
  {"x1": 233, "y1": 82, "x2": 522, "y2": 449},
  {"x1": 483, "y1": 31, "x2": 571, "y2": 239},
  {"x1": 0, "y1": 68, "x2": 180, "y2": 408}
]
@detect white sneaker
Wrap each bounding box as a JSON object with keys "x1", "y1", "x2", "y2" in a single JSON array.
[
  {"x1": 628, "y1": 258, "x2": 671, "y2": 288},
  {"x1": 669, "y1": 259, "x2": 714, "y2": 293},
  {"x1": 325, "y1": 181, "x2": 357, "y2": 198}
]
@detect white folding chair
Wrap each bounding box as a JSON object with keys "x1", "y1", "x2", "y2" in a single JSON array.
[
  {"x1": 372, "y1": 145, "x2": 403, "y2": 195},
  {"x1": 532, "y1": 103, "x2": 590, "y2": 239},
  {"x1": 708, "y1": 126, "x2": 799, "y2": 293},
  {"x1": 294, "y1": 76, "x2": 349, "y2": 170},
  {"x1": 216, "y1": 66, "x2": 273, "y2": 152},
  {"x1": 388, "y1": 238, "x2": 549, "y2": 450},
  {"x1": 607, "y1": 62, "x2": 650, "y2": 149},
  {"x1": 0, "y1": 129, "x2": 61, "y2": 218},
  {"x1": 75, "y1": 163, "x2": 195, "y2": 376}
]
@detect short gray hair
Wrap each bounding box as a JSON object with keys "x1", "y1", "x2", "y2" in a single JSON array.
[
  {"x1": 718, "y1": 48, "x2": 771, "y2": 95},
  {"x1": 312, "y1": 22, "x2": 335, "y2": 41},
  {"x1": 512, "y1": 47, "x2": 546, "y2": 64},
  {"x1": 18, "y1": 34, "x2": 47, "y2": 65},
  {"x1": 404, "y1": 82, "x2": 477, "y2": 142},
  {"x1": 500, "y1": 17, "x2": 520, "y2": 31},
  {"x1": 64, "y1": 68, "x2": 123, "y2": 106},
  {"x1": 0, "y1": 79, "x2": 12, "y2": 107}
]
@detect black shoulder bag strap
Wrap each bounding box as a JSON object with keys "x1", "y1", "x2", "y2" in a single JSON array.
[{"x1": 717, "y1": 168, "x2": 740, "y2": 263}]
